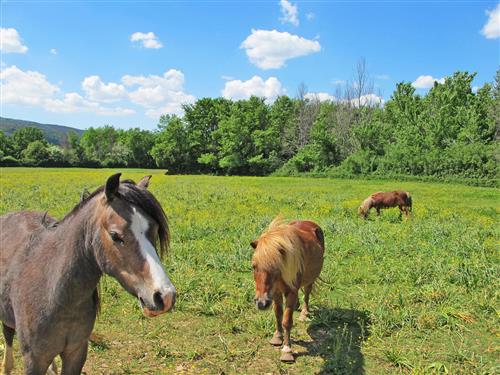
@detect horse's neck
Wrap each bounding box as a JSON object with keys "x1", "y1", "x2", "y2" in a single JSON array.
[{"x1": 45, "y1": 203, "x2": 102, "y2": 308}]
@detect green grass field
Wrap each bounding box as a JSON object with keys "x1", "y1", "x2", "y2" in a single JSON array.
[{"x1": 0, "y1": 168, "x2": 498, "y2": 375}]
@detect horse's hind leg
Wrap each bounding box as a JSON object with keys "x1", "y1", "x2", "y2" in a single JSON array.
[
  {"x1": 299, "y1": 284, "x2": 313, "y2": 322},
  {"x1": 60, "y1": 342, "x2": 87, "y2": 375},
  {"x1": 2, "y1": 323, "x2": 15, "y2": 375}
]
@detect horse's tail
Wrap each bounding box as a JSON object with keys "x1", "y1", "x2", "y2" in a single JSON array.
[
  {"x1": 315, "y1": 227, "x2": 325, "y2": 249},
  {"x1": 406, "y1": 192, "x2": 412, "y2": 212}
]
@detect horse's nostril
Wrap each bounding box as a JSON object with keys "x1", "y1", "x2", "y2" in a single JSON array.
[{"x1": 153, "y1": 291, "x2": 164, "y2": 311}]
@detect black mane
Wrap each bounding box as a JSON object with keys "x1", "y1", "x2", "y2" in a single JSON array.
[{"x1": 62, "y1": 179, "x2": 169, "y2": 258}]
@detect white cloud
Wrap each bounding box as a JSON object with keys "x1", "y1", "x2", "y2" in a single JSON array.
[
  {"x1": 0, "y1": 28, "x2": 28, "y2": 53},
  {"x1": 222, "y1": 76, "x2": 285, "y2": 102},
  {"x1": 412, "y1": 75, "x2": 445, "y2": 89},
  {"x1": 306, "y1": 12, "x2": 315, "y2": 21},
  {"x1": 123, "y1": 69, "x2": 195, "y2": 117},
  {"x1": 1, "y1": 65, "x2": 134, "y2": 116},
  {"x1": 472, "y1": 85, "x2": 480, "y2": 93},
  {"x1": 221, "y1": 75, "x2": 235, "y2": 81},
  {"x1": 352, "y1": 93, "x2": 384, "y2": 107},
  {"x1": 82, "y1": 75, "x2": 128, "y2": 103},
  {"x1": 304, "y1": 92, "x2": 336, "y2": 102},
  {"x1": 241, "y1": 29, "x2": 321, "y2": 69},
  {"x1": 280, "y1": 0, "x2": 299, "y2": 26},
  {"x1": 482, "y1": 4, "x2": 500, "y2": 39},
  {"x1": 45, "y1": 93, "x2": 135, "y2": 116},
  {"x1": 50, "y1": 48, "x2": 57, "y2": 55},
  {"x1": 375, "y1": 74, "x2": 390, "y2": 80},
  {"x1": 0, "y1": 65, "x2": 59, "y2": 105},
  {"x1": 130, "y1": 32, "x2": 163, "y2": 49}
]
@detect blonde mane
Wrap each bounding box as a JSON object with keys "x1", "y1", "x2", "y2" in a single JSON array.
[
  {"x1": 252, "y1": 216, "x2": 304, "y2": 289},
  {"x1": 358, "y1": 196, "x2": 373, "y2": 216}
]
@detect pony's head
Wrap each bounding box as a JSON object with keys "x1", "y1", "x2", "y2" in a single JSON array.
[
  {"x1": 93, "y1": 173, "x2": 175, "y2": 317},
  {"x1": 250, "y1": 216, "x2": 303, "y2": 310},
  {"x1": 358, "y1": 197, "x2": 373, "y2": 218}
]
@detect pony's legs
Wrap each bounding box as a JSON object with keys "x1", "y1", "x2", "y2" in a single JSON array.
[
  {"x1": 47, "y1": 360, "x2": 58, "y2": 375},
  {"x1": 376, "y1": 208, "x2": 381, "y2": 216},
  {"x1": 21, "y1": 352, "x2": 52, "y2": 375},
  {"x1": 60, "y1": 342, "x2": 87, "y2": 375},
  {"x1": 1, "y1": 324, "x2": 15, "y2": 375},
  {"x1": 269, "y1": 291, "x2": 283, "y2": 346},
  {"x1": 404, "y1": 206, "x2": 410, "y2": 218},
  {"x1": 280, "y1": 292, "x2": 298, "y2": 362},
  {"x1": 299, "y1": 284, "x2": 313, "y2": 321},
  {"x1": 399, "y1": 205, "x2": 408, "y2": 219}
]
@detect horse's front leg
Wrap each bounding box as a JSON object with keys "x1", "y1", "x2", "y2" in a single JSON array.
[
  {"x1": 60, "y1": 341, "x2": 87, "y2": 375},
  {"x1": 21, "y1": 352, "x2": 52, "y2": 375},
  {"x1": 269, "y1": 291, "x2": 283, "y2": 346},
  {"x1": 2, "y1": 324, "x2": 15, "y2": 375},
  {"x1": 398, "y1": 205, "x2": 405, "y2": 219},
  {"x1": 280, "y1": 291, "x2": 298, "y2": 362}
]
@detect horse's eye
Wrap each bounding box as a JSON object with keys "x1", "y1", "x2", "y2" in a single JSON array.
[{"x1": 109, "y1": 231, "x2": 124, "y2": 245}]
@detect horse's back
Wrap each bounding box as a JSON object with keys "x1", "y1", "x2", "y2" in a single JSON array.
[
  {"x1": 289, "y1": 220, "x2": 325, "y2": 285},
  {"x1": 0, "y1": 211, "x2": 52, "y2": 263}
]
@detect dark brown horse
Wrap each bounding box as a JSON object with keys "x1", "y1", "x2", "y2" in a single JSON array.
[
  {"x1": 0, "y1": 174, "x2": 176, "y2": 375},
  {"x1": 358, "y1": 190, "x2": 412, "y2": 219},
  {"x1": 251, "y1": 216, "x2": 325, "y2": 362}
]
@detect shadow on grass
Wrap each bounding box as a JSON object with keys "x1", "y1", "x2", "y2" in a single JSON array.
[{"x1": 296, "y1": 307, "x2": 370, "y2": 375}]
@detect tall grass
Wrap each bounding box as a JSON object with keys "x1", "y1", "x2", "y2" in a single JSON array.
[{"x1": 0, "y1": 168, "x2": 498, "y2": 374}]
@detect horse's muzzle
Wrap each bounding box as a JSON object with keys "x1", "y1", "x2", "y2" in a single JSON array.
[
  {"x1": 140, "y1": 288, "x2": 176, "y2": 317},
  {"x1": 255, "y1": 298, "x2": 272, "y2": 310}
]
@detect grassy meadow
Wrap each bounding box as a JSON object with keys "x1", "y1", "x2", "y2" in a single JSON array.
[{"x1": 0, "y1": 168, "x2": 498, "y2": 375}]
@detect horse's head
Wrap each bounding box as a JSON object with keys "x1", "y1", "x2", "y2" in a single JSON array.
[
  {"x1": 250, "y1": 239, "x2": 279, "y2": 310},
  {"x1": 96, "y1": 173, "x2": 176, "y2": 317},
  {"x1": 358, "y1": 197, "x2": 372, "y2": 218}
]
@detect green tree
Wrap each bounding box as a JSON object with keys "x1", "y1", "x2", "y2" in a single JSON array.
[
  {"x1": 120, "y1": 128, "x2": 155, "y2": 168},
  {"x1": 21, "y1": 140, "x2": 50, "y2": 165},
  {"x1": 0, "y1": 131, "x2": 14, "y2": 159},
  {"x1": 183, "y1": 97, "x2": 233, "y2": 172},
  {"x1": 11, "y1": 127, "x2": 46, "y2": 159},
  {"x1": 216, "y1": 97, "x2": 270, "y2": 175},
  {"x1": 150, "y1": 115, "x2": 191, "y2": 173}
]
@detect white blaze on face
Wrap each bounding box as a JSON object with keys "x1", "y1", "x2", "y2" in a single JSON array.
[{"x1": 130, "y1": 207, "x2": 174, "y2": 295}]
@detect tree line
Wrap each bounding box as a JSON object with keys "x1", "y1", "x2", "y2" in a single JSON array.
[{"x1": 1, "y1": 69, "x2": 498, "y2": 185}]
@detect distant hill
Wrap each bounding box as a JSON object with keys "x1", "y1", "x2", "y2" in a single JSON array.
[{"x1": 0, "y1": 117, "x2": 85, "y2": 145}]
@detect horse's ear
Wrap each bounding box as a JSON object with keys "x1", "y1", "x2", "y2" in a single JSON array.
[
  {"x1": 250, "y1": 240, "x2": 258, "y2": 249},
  {"x1": 137, "y1": 175, "x2": 152, "y2": 189},
  {"x1": 80, "y1": 188, "x2": 90, "y2": 202},
  {"x1": 105, "y1": 173, "x2": 121, "y2": 201}
]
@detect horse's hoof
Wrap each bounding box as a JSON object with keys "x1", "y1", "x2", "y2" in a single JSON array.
[
  {"x1": 269, "y1": 335, "x2": 283, "y2": 346},
  {"x1": 298, "y1": 313, "x2": 308, "y2": 322},
  {"x1": 280, "y1": 351, "x2": 295, "y2": 362}
]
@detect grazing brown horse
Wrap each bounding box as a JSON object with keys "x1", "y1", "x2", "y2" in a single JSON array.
[
  {"x1": 358, "y1": 190, "x2": 412, "y2": 219},
  {"x1": 0, "y1": 174, "x2": 176, "y2": 375},
  {"x1": 251, "y1": 216, "x2": 325, "y2": 362}
]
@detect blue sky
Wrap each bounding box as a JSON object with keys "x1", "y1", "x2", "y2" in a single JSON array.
[{"x1": 1, "y1": 0, "x2": 499, "y2": 130}]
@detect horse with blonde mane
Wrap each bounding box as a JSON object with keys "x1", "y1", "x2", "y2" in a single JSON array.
[
  {"x1": 251, "y1": 216, "x2": 325, "y2": 362},
  {"x1": 358, "y1": 190, "x2": 412, "y2": 219}
]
